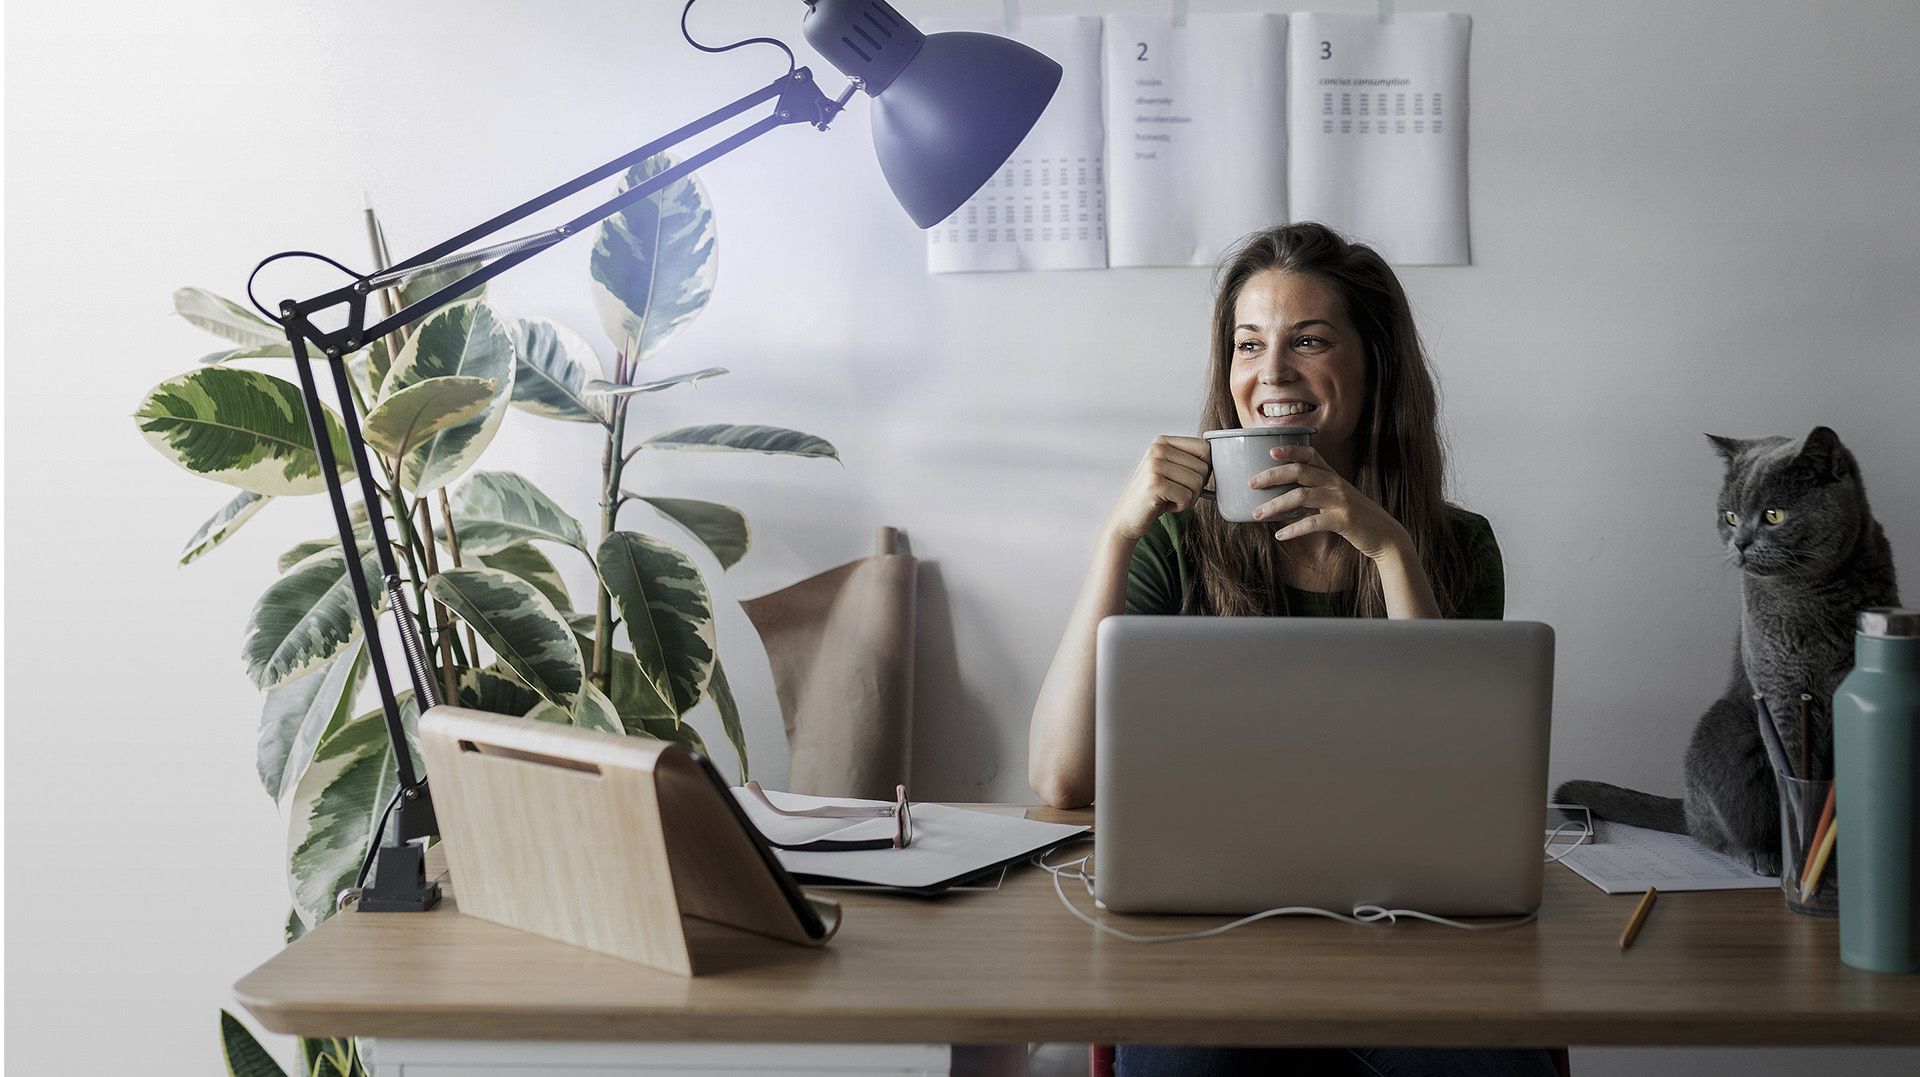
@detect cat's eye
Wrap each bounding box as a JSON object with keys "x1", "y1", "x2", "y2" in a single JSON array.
[
  {"x1": 1765, "y1": 508, "x2": 1788, "y2": 525},
  {"x1": 1722, "y1": 510, "x2": 1738, "y2": 526}
]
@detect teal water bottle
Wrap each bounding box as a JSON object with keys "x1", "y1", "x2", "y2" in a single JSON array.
[{"x1": 1834, "y1": 608, "x2": 1920, "y2": 974}]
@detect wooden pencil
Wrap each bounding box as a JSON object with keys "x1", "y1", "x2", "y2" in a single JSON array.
[
  {"x1": 1798, "y1": 783, "x2": 1838, "y2": 891},
  {"x1": 1799, "y1": 816, "x2": 1840, "y2": 905},
  {"x1": 1619, "y1": 886, "x2": 1658, "y2": 951}
]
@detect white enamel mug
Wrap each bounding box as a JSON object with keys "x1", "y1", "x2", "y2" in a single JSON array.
[{"x1": 1200, "y1": 427, "x2": 1316, "y2": 523}]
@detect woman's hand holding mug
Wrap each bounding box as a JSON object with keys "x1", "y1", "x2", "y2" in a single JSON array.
[
  {"x1": 1249, "y1": 443, "x2": 1414, "y2": 562},
  {"x1": 1103, "y1": 435, "x2": 1212, "y2": 543}
]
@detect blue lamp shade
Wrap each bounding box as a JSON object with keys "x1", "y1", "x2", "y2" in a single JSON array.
[{"x1": 803, "y1": 0, "x2": 1063, "y2": 228}]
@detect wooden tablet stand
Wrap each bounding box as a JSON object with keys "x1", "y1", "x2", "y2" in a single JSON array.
[{"x1": 418, "y1": 706, "x2": 841, "y2": 976}]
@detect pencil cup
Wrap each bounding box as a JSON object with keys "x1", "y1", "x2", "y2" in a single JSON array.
[{"x1": 1780, "y1": 776, "x2": 1838, "y2": 917}]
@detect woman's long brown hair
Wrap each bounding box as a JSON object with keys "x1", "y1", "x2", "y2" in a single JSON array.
[{"x1": 1183, "y1": 223, "x2": 1471, "y2": 618}]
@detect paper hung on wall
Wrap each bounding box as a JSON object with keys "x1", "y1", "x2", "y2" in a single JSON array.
[
  {"x1": 1288, "y1": 13, "x2": 1473, "y2": 266},
  {"x1": 926, "y1": 12, "x2": 1472, "y2": 272},
  {"x1": 1103, "y1": 14, "x2": 1290, "y2": 268},
  {"x1": 926, "y1": 16, "x2": 1109, "y2": 273}
]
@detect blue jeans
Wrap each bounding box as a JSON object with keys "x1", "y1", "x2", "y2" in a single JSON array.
[{"x1": 1114, "y1": 1046, "x2": 1562, "y2": 1077}]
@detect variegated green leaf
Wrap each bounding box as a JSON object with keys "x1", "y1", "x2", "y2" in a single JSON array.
[
  {"x1": 568, "y1": 612, "x2": 600, "y2": 635},
  {"x1": 277, "y1": 537, "x2": 335, "y2": 573},
  {"x1": 629, "y1": 495, "x2": 749, "y2": 569},
  {"x1": 136, "y1": 368, "x2": 352, "y2": 495},
  {"x1": 601, "y1": 649, "x2": 713, "y2": 754},
  {"x1": 286, "y1": 705, "x2": 398, "y2": 928},
  {"x1": 428, "y1": 567, "x2": 584, "y2": 711},
  {"x1": 446, "y1": 471, "x2": 586, "y2": 554},
  {"x1": 530, "y1": 680, "x2": 622, "y2": 734},
  {"x1": 595, "y1": 531, "x2": 715, "y2": 716},
  {"x1": 176, "y1": 287, "x2": 286, "y2": 348},
  {"x1": 584, "y1": 366, "x2": 727, "y2": 398},
  {"x1": 277, "y1": 502, "x2": 374, "y2": 573},
  {"x1": 199, "y1": 341, "x2": 294, "y2": 365},
  {"x1": 381, "y1": 301, "x2": 516, "y2": 492},
  {"x1": 364, "y1": 336, "x2": 392, "y2": 397},
  {"x1": 477, "y1": 543, "x2": 571, "y2": 612},
  {"x1": 581, "y1": 679, "x2": 632, "y2": 736},
  {"x1": 640, "y1": 424, "x2": 839, "y2": 460},
  {"x1": 395, "y1": 262, "x2": 486, "y2": 313},
  {"x1": 707, "y1": 658, "x2": 748, "y2": 781},
  {"x1": 604, "y1": 648, "x2": 674, "y2": 725},
  {"x1": 180, "y1": 490, "x2": 272, "y2": 566},
  {"x1": 220, "y1": 1010, "x2": 290, "y2": 1077},
  {"x1": 243, "y1": 547, "x2": 383, "y2": 689},
  {"x1": 258, "y1": 637, "x2": 367, "y2": 804},
  {"x1": 455, "y1": 665, "x2": 543, "y2": 716},
  {"x1": 362, "y1": 375, "x2": 497, "y2": 459},
  {"x1": 635, "y1": 711, "x2": 710, "y2": 754},
  {"x1": 510, "y1": 317, "x2": 607, "y2": 424},
  {"x1": 590, "y1": 154, "x2": 717, "y2": 362}
]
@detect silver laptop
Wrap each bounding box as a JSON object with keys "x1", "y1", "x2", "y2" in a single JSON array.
[{"x1": 1094, "y1": 617, "x2": 1554, "y2": 916}]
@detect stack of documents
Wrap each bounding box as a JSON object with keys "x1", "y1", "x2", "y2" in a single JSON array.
[
  {"x1": 733, "y1": 788, "x2": 1088, "y2": 895},
  {"x1": 1555, "y1": 821, "x2": 1777, "y2": 894}
]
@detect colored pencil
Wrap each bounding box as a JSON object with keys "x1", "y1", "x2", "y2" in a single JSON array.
[
  {"x1": 1789, "y1": 817, "x2": 1835, "y2": 902},
  {"x1": 1753, "y1": 695, "x2": 1794, "y2": 782},
  {"x1": 1754, "y1": 696, "x2": 1806, "y2": 839},
  {"x1": 1789, "y1": 779, "x2": 1835, "y2": 890},
  {"x1": 1619, "y1": 886, "x2": 1659, "y2": 951}
]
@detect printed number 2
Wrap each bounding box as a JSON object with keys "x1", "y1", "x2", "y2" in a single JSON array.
[
  {"x1": 1320, "y1": 41, "x2": 1332, "y2": 60},
  {"x1": 1137, "y1": 42, "x2": 1149, "y2": 61}
]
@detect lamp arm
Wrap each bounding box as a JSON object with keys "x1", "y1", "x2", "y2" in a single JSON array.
[
  {"x1": 262, "y1": 65, "x2": 847, "y2": 911},
  {"x1": 280, "y1": 67, "x2": 843, "y2": 357}
]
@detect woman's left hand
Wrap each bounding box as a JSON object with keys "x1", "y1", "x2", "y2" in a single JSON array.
[{"x1": 1248, "y1": 444, "x2": 1413, "y2": 562}]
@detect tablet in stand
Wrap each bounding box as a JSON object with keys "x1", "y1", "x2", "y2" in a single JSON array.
[{"x1": 418, "y1": 706, "x2": 840, "y2": 976}]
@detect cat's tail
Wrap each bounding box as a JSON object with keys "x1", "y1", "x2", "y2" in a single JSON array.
[{"x1": 1553, "y1": 779, "x2": 1686, "y2": 833}]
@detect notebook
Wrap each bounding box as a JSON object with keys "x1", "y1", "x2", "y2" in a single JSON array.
[{"x1": 733, "y1": 788, "x2": 1088, "y2": 895}]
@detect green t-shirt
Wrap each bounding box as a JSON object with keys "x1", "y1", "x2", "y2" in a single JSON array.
[{"x1": 1124, "y1": 506, "x2": 1505, "y2": 619}]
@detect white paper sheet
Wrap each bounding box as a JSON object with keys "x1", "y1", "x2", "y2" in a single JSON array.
[
  {"x1": 732, "y1": 787, "x2": 1089, "y2": 890},
  {"x1": 1287, "y1": 13, "x2": 1472, "y2": 265},
  {"x1": 1103, "y1": 14, "x2": 1289, "y2": 267},
  {"x1": 1556, "y1": 821, "x2": 1778, "y2": 894},
  {"x1": 927, "y1": 16, "x2": 1108, "y2": 273}
]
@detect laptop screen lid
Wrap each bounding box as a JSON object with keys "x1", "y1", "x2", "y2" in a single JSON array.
[{"x1": 1093, "y1": 617, "x2": 1554, "y2": 917}]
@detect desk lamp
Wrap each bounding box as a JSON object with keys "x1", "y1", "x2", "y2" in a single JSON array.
[{"x1": 254, "y1": 0, "x2": 1059, "y2": 913}]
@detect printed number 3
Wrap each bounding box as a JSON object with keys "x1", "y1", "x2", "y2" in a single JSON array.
[
  {"x1": 1137, "y1": 42, "x2": 1149, "y2": 61},
  {"x1": 1320, "y1": 40, "x2": 1332, "y2": 60}
]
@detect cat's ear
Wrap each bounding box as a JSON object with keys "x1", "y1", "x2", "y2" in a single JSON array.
[
  {"x1": 1705, "y1": 434, "x2": 1746, "y2": 463},
  {"x1": 1796, "y1": 426, "x2": 1850, "y2": 483}
]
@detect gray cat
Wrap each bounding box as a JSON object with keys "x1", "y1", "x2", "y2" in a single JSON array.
[{"x1": 1556, "y1": 427, "x2": 1900, "y2": 874}]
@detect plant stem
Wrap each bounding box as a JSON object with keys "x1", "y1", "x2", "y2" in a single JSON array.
[
  {"x1": 592, "y1": 352, "x2": 632, "y2": 689},
  {"x1": 416, "y1": 499, "x2": 463, "y2": 701},
  {"x1": 381, "y1": 472, "x2": 441, "y2": 676},
  {"x1": 437, "y1": 487, "x2": 480, "y2": 661}
]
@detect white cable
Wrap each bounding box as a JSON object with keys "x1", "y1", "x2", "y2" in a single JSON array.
[
  {"x1": 1542, "y1": 820, "x2": 1589, "y2": 865},
  {"x1": 1034, "y1": 844, "x2": 1539, "y2": 943}
]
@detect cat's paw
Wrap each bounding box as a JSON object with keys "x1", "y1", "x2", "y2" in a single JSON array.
[{"x1": 1745, "y1": 849, "x2": 1782, "y2": 876}]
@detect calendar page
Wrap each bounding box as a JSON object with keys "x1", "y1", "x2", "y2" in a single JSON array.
[
  {"x1": 927, "y1": 16, "x2": 1108, "y2": 274},
  {"x1": 1287, "y1": 13, "x2": 1472, "y2": 265},
  {"x1": 1103, "y1": 13, "x2": 1289, "y2": 268}
]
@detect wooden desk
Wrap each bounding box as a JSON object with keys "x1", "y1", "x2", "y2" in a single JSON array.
[{"x1": 235, "y1": 807, "x2": 1920, "y2": 1051}]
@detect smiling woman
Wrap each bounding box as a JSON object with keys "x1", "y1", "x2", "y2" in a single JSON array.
[
  {"x1": 1025, "y1": 220, "x2": 1537, "y2": 1077},
  {"x1": 1027, "y1": 221, "x2": 1506, "y2": 806}
]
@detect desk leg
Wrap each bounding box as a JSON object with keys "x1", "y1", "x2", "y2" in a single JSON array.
[{"x1": 369, "y1": 1039, "x2": 951, "y2": 1075}]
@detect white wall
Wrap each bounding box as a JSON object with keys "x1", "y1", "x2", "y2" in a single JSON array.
[{"x1": 7, "y1": 0, "x2": 1918, "y2": 1072}]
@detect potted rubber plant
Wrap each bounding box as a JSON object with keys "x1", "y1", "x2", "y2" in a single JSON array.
[{"x1": 139, "y1": 155, "x2": 836, "y2": 1077}]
